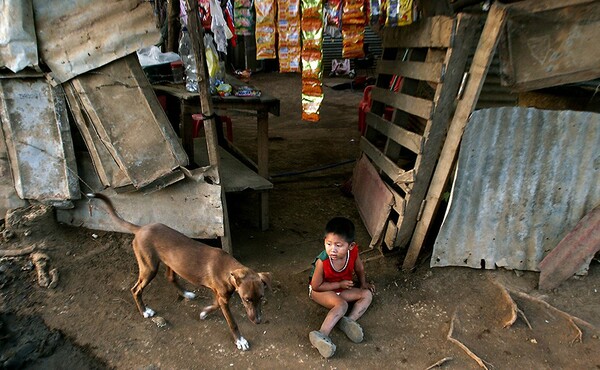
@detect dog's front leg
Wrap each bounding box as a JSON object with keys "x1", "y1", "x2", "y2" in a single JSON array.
[{"x1": 217, "y1": 295, "x2": 249, "y2": 351}]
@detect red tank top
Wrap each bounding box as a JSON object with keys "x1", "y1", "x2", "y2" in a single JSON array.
[{"x1": 310, "y1": 246, "x2": 359, "y2": 292}]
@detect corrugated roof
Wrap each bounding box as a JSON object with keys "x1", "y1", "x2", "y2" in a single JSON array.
[
  {"x1": 32, "y1": 0, "x2": 160, "y2": 83},
  {"x1": 432, "y1": 107, "x2": 600, "y2": 271}
]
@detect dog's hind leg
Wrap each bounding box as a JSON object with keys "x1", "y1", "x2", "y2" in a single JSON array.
[
  {"x1": 200, "y1": 295, "x2": 220, "y2": 320},
  {"x1": 131, "y1": 242, "x2": 159, "y2": 318},
  {"x1": 165, "y1": 266, "x2": 196, "y2": 300}
]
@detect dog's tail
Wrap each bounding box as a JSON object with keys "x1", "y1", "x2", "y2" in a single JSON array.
[{"x1": 87, "y1": 193, "x2": 140, "y2": 233}]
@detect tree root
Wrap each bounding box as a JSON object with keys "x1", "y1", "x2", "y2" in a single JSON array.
[
  {"x1": 0, "y1": 245, "x2": 36, "y2": 257},
  {"x1": 508, "y1": 289, "x2": 596, "y2": 343},
  {"x1": 447, "y1": 311, "x2": 490, "y2": 369},
  {"x1": 31, "y1": 252, "x2": 59, "y2": 289},
  {"x1": 491, "y1": 279, "x2": 534, "y2": 330},
  {"x1": 425, "y1": 356, "x2": 453, "y2": 369}
]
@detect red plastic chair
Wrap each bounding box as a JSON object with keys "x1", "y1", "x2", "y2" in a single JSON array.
[
  {"x1": 191, "y1": 114, "x2": 233, "y2": 142},
  {"x1": 358, "y1": 84, "x2": 397, "y2": 136}
]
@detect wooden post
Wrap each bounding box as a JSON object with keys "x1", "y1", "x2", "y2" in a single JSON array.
[
  {"x1": 184, "y1": 0, "x2": 232, "y2": 253},
  {"x1": 167, "y1": 0, "x2": 181, "y2": 53},
  {"x1": 402, "y1": 3, "x2": 508, "y2": 271}
]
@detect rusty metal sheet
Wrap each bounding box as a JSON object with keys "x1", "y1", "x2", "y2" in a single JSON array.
[
  {"x1": 0, "y1": 0, "x2": 39, "y2": 72},
  {"x1": 353, "y1": 154, "x2": 394, "y2": 249},
  {"x1": 432, "y1": 107, "x2": 600, "y2": 271},
  {"x1": 499, "y1": 0, "x2": 600, "y2": 91},
  {"x1": 0, "y1": 119, "x2": 29, "y2": 215},
  {"x1": 32, "y1": 0, "x2": 160, "y2": 84},
  {"x1": 67, "y1": 54, "x2": 188, "y2": 190},
  {"x1": 538, "y1": 203, "x2": 600, "y2": 290},
  {"x1": 0, "y1": 78, "x2": 79, "y2": 207},
  {"x1": 56, "y1": 154, "x2": 224, "y2": 238}
]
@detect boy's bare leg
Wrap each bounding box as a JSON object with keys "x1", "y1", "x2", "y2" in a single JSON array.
[
  {"x1": 311, "y1": 288, "x2": 372, "y2": 335},
  {"x1": 310, "y1": 290, "x2": 348, "y2": 335},
  {"x1": 340, "y1": 288, "x2": 373, "y2": 321}
]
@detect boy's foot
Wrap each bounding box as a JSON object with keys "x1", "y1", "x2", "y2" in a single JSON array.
[
  {"x1": 309, "y1": 330, "x2": 336, "y2": 358},
  {"x1": 338, "y1": 316, "x2": 364, "y2": 343}
]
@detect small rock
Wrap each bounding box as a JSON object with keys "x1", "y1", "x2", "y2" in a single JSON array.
[{"x1": 151, "y1": 316, "x2": 167, "y2": 327}]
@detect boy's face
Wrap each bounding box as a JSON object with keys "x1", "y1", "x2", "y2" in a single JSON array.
[{"x1": 324, "y1": 232, "x2": 355, "y2": 260}]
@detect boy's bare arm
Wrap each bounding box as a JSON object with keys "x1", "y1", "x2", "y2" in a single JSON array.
[
  {"x1": 310, "y1": 259, "x2": 353, "y2": 292},
  {"x1": 355, "y1": 255, "x2": 375, "y2": 291}
]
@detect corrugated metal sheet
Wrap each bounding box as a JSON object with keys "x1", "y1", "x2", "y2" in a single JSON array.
[
  {"x1": 432, "y1": 107, "x2": 600, "y2": 271},
  {"x1": 0, "y1": 78, "x2": 79, "y2": 207},
  {"x1": 65, "y1": 54, "x2": 188, "y2": 191},
  {"x1": 0, "y1": 0, "x2": 39, "y2": 72},
  {"x1": 32, "y1": 0, "x2": 160, "y2": 83}
]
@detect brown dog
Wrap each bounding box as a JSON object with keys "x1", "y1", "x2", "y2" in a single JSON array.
[{"x1": 87, "y1": 193, "x2": 271, "y2": 351}]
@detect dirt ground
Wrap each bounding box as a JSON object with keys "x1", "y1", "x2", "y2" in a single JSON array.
[{"x1": 1, "y1": 72, "x2": 600, "y2": 369}]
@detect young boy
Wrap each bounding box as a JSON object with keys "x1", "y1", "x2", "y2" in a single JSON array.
[{"x1": 308, "y1": 217, "x2": 375, "y2": 358}]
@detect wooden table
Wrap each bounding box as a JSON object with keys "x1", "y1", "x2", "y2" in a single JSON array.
[{"x1": 153, "y1": 82, "x2": 280, "y2": 230}]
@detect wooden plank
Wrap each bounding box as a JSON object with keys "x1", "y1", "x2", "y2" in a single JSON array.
[
  {"x1": 352, "y1": 155, "x2": 394, "y2": 249},
  {"x1": 402, "y1": 3, "x2": 508, "y2": 271},
  {"x1": 395, "y1": 13, "x2": 483, "y2": 248},
  {"x1": 499, "y1": 0, "x2": 600, "y2": 91},
  {"x1": 360, "y1": 138, "x2": 408, "y2": 185},
  {"x1": 371, "y1": 87, "x2": 433, "y2": 120},
  {"x1": 365, "y1": 112, "x2": 422, "y2": 154},
  {"x1": 376, "y1": 60, "x2": 444, "y2": 83},
  {"x1": 193, "y1": 140, "x2": 273, "y2": 192},
  {"x1": 383, "y1": 16, "x2": 455, "y2": 48},
  {"x1": 507, "y1": 0, "x2": 594, "y2": 13},
  {"x1": 185, "y1": 0, "x2": 232, "y2": 253},
  {"x1": 538, "y1": 203, "x2": 600, "y2": 290}
]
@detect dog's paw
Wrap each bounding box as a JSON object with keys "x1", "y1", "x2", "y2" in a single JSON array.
[
  {"x1": 143, "y1": 307, "x2": 155, "y2": 318},
  {"x1": 183, "y1": 291, "x2": 196, "y2": 300},
  {"x1": 236, "y1": 337, "x2": 250, "y2": 351},
  {"x1": 199, "y1": 311, "x2": 208, "y2": 320}
]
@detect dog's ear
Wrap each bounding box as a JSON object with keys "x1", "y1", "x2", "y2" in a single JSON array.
[
  {"x1": 230, "y1": 269, "x2": 247, "y2": 288},
  {"x1": 258, "y1": 272, "x2": 272, "y2": 290}
]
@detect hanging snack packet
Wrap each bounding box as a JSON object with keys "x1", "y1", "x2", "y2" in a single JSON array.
[
  {"x1": 342, "y1": 0, "x2": 365, "y2": 59},
  {"x1": 324, "y1": 0, "x2": 342, "y2": 38},
  {"x1": 301, "y1": 0, "x2": 323, "y2": 122},
  {"x1": 277, "y1": 0, "x2": 301, "y2": 72},
  {"x1": 386, "y1": 0, "x2": 412, "y2": 27},
  {"x1": 234, "y1": 0, "x2": 254, "y2": 35},
  {"x1": 255, "y1": 0, "x2": 277, "y2": 59}
]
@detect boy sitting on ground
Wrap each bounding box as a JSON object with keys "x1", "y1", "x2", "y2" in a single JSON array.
[{"x1": 308, "y1": 217, "x2": 375, "y2": 358}]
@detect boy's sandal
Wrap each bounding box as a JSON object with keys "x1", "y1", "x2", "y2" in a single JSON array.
[
  {"x1": 309, "y1": 330, "x2": 336, "y2": 358},
  {"x1": 338, "y1": 316, "x2": 364, "y2": 343}
]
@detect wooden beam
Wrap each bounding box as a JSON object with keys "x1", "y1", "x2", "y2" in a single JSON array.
[
  {"x1": 185, "y1": 0, "x2": 232, "y2": 253},
  {"x1": 383, "y1": 16, "x2": 455, "y2": 48},
  {"x1": 359, "y1": 138, "x2": 409, "y2": 185},
  {"x1": 402, "y1": 3, "x2": 509, "y2": 271},
  {"x1": 365, "y1": 112, "x2": 423, "y2": 154},
  {"x1": 376, "y1": 60, "x2": 444, "y2": 83},
  {"x1": 372, "y1": 87, "x2": 433, "y2": 120}
]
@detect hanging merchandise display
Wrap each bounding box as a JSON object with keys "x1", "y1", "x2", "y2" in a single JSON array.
[
  {"x1": 341, "y1": 0, "x2": 366, "y2": 59},
  {"x1": 234, "y1": 0, "x2": 253, "y2": 35},
  {"x1": 386, "y1": 0, "x2": 413, "y2": 26},
  {"x1": 255, "y1": 0, "x2": 277, "y2": 59},
  {"x1": 210, "y1": 0, "x2": 234, "y2": 53},
  {"x1": 277, "y1": 0, "x2": 301, "y2": 72},
  {"x1": 300, "y1": 0, "x2": 324, "y2": 122},
  {"x1": 324, "y1": 0, "x2": 342, "y2": 38},
  {"x1": 180, "y1": 0, "x2": 212, "y2": 29}
]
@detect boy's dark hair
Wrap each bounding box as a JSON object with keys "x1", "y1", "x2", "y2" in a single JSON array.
[{"x1": 324, "y1": 217, "x2": 355, "y2": 243}]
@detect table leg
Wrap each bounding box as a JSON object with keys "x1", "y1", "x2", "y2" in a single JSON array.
[
  {"x1": 181, "y1": 101, "x2": 195, "y2": 164},
  {"x1": 257, "y1": 110, "x2": 269, "y2": 230}
]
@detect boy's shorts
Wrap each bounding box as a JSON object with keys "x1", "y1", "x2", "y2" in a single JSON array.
[{"x1": 308, "y1": 284, "x2": 341, "y2": 298}]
